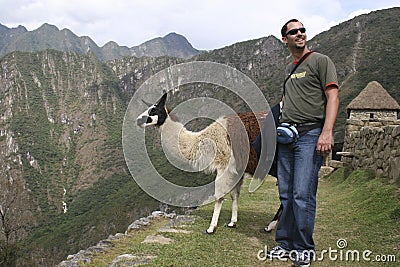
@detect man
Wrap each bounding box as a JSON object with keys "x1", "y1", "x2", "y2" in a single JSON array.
[{"x1": 267, "y1": 19, "x2": 339, "y2": 267}]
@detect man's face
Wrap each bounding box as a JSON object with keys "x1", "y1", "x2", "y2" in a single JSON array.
[{"x1": 282, "y1": 21, "x2": 307, "y2": 50}]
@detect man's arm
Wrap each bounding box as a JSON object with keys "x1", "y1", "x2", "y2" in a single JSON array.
[{"x1": 317, "y1": 85, "x2": 339, "y2": 154}]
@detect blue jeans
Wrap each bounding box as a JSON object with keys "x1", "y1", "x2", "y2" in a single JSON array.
[{"x1": 276, "y1": 128, "x2": 323, "y2": 252}]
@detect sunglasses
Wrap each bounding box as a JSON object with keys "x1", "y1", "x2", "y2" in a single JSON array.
[{"x1": 286, "y1": 27, "x2": 306, "y2": 36}]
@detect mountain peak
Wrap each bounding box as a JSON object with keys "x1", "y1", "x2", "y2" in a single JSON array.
[
  {"x1": 36, "y1": 23, "x2": 60, "y2": 32},
  {"x1": 163, "y1": 32, "x2": 193, "y2": 46},
  {"x1": 130, "y1": 32, "x2": 200, "y2": 59},
  {"x1": 163, "y1": 32, "x2": 184, "y2": 39}
]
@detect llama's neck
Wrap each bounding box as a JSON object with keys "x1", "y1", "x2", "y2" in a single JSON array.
[
  {"x1": 160, "y1": 117, "x2": 200, "y2": 159},
  {"x1": 159, "y1": 116, "x2": 232, "y2": 173}
]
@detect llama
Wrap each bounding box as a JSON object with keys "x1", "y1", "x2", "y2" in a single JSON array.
[{"x1": 136, "y1": 92, "x2": 279, "y2": 234}]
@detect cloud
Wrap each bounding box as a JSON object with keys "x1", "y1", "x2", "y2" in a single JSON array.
[
  {"x1": 0, "y1": 0, "x2": 398, "y2": 50},
  {"x1": 343, "y1": 9, "x2": 372, "y2": 21}
]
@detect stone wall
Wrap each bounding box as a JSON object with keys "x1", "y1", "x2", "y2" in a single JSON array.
[
  {"x1": 341, "y1": 119, "x2": 400, "y2": 183},
  {"x1": 349, "y1": 110, "x2": 398, "y2": 120}
]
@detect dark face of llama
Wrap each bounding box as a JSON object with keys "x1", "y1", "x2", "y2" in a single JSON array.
[{"x1": 136, "y1": 93, "x2": 168, "y2": 128}]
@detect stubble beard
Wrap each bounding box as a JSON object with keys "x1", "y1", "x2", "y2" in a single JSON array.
[{"x1": 294, "y1": 37, "x2": 306, "y2": 50}]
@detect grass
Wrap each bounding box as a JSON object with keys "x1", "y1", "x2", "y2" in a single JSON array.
[{"x1": 81, "y1": 168, "x2": 400, "y2": 267}]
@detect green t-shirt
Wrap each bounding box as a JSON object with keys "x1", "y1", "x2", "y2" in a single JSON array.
[{"x1": 280, "y1": 52, "x2": 338, "y2": 124}]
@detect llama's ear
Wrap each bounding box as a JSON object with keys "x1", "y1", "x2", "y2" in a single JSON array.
[{"x1": 156, "y1": 92, "x2": 168, "y2": 107}]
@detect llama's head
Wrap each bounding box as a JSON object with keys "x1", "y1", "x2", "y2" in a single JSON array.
[{"x1": 136, "y1": 93, "x2": 168, "y2": 128}]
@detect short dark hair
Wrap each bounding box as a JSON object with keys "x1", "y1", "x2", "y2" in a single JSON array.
[{"x1": 281, "y1": 19, "x2": 302, "y2": 37}]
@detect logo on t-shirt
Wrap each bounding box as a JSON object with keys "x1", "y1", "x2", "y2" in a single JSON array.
[{"x1": 290, "y1": 71, "x2": 307, "y2": 79}]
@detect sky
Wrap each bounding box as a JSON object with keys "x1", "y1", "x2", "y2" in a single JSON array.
[{"x1": 0, "y1": 0, "x2": 399, "y2": 51}]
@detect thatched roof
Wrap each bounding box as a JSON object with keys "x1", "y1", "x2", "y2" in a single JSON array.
[{"x1": 347, "y1": 81, "x2": 400, "y2": 111}]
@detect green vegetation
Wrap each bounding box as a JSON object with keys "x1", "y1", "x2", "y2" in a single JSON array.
[
  {"x1": 19, "y1": 173, "x2": 160, "y2": 266},
  {"x1": 80, "y1": 169, "x2": 399, "y2": 267}
]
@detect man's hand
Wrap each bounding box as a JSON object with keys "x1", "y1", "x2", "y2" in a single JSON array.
[{"x1": 317, "y1": 129, "x2": 333, "y2": 155}]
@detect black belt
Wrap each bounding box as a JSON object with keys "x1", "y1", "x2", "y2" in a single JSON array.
[{"x1": 292, "y1": 121, "x2": 324, "y2": 137}]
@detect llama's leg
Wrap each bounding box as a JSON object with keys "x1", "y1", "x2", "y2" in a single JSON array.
[
  {"x1": 205, "y1": 197, "x2": 224, "y2": 234},
  {"x1": 263, "y1": 203, "x2": 283, "y2": 232},
  {"x1": 205, "y1": 170, "x2": 235, "y2": 234},
  {"x1": 227, "y1": 178, "x2": 244, "y2": 228}
]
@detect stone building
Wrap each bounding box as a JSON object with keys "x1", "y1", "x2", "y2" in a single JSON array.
[
  {"x1": 339, "y1": 81, "x2": 400, "y2": 182},
  {"x1": 346, "y1": 81, "x2": 399, "y2": 121}
]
